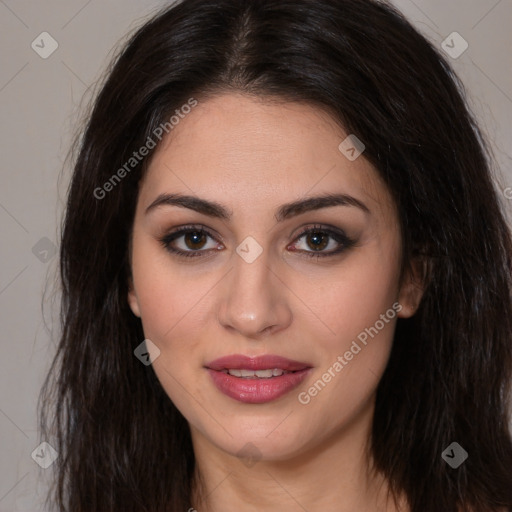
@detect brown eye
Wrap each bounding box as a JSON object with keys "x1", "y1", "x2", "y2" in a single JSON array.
[
  {"x1": 304, "y1": 231, "x2": 329, "y2": 251},
  {"x1": 183, "y1": 231, "x2": 208, "y2": 250},
  {"x1": 159, "y1": 225, "x2": 220, "y2": 258},
  {"x1": 290, "y1": 225, "x2": 356, "y2": 259}
]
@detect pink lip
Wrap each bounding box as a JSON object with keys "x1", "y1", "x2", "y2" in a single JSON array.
[{"x1": 205, "y1": 354, "x2": 313, "y2": 404}]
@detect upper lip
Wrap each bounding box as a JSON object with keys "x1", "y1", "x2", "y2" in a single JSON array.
[{"x1": 206, "y1": 354, "x2": 312, "y2": 372}]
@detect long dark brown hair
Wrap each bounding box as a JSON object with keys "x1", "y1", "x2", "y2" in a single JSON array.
[{"x1": 38, "y1": 0, "x2": 512, "y2": 510}]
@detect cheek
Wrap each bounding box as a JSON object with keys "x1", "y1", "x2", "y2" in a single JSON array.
[
  {"x1": 130, "y1": 234, "x2": 224, "y2": 422},
  {"x1": 131, "y1": 240, "x2": 214, "y2": 423},
  {"x1": 294, "y1": 243, "x2": 401, "y2": 408},
  {"x1": 303, "y1": 245, "x2": 401, "y2": 352},
  {"x1": 131, "y1": 232, "x2": 211, "y2": 343}
]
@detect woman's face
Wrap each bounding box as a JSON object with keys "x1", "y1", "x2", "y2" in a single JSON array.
[{"x1": 128, "y1": 92, "x2": 421, "y2": 462}]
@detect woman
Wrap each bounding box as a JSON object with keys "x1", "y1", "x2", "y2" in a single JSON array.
[{"x1": 38, "y1": 0, "x2": 512, "y2": 510}]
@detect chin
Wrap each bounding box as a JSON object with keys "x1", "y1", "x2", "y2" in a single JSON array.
[{"x1": 205, "y1": 415, "x2": 317, "y2": 462}]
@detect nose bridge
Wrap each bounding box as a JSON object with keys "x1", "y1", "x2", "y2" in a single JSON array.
[{"x1": 218, "y1": 236, "x2": 292, "y2": 337}]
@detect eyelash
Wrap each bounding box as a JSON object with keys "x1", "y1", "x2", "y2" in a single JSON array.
[{"x1": 158, "y1": 224, "x2": 356, "y2": 260}]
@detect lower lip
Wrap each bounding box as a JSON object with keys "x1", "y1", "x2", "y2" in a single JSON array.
[{"x1": 207, "y1": 368, "x2": 312, "y2": 404}]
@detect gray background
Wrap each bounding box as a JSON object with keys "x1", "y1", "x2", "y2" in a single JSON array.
[{"x1": 0, "y1": 1, "x2": 511, "y2": 510}]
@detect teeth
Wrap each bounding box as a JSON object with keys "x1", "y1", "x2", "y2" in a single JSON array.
[{"x1": 223, "y1": 368, "x2": 291, "y2": 378}]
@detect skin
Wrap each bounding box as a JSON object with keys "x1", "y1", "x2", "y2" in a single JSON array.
[{"x1": 127, "y1": 92, "x2": 424, "y2": 512}]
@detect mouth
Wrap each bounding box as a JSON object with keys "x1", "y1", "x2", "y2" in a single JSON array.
[{"x1": 205, "y1": 354, "x2": 312, "y2": 404}]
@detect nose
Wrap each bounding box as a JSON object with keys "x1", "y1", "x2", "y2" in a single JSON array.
[{"x1": 217, "y1": 245, "x2": 293, "y2": 340}]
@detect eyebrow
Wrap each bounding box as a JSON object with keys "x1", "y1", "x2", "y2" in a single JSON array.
[{"x1": 145, "y1": 192, "x2": 370, "y2": 222}]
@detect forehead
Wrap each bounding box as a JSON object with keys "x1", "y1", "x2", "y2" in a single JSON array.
[{"x1": 139, "y1": 93, "x2": 395, "y2": 219}]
